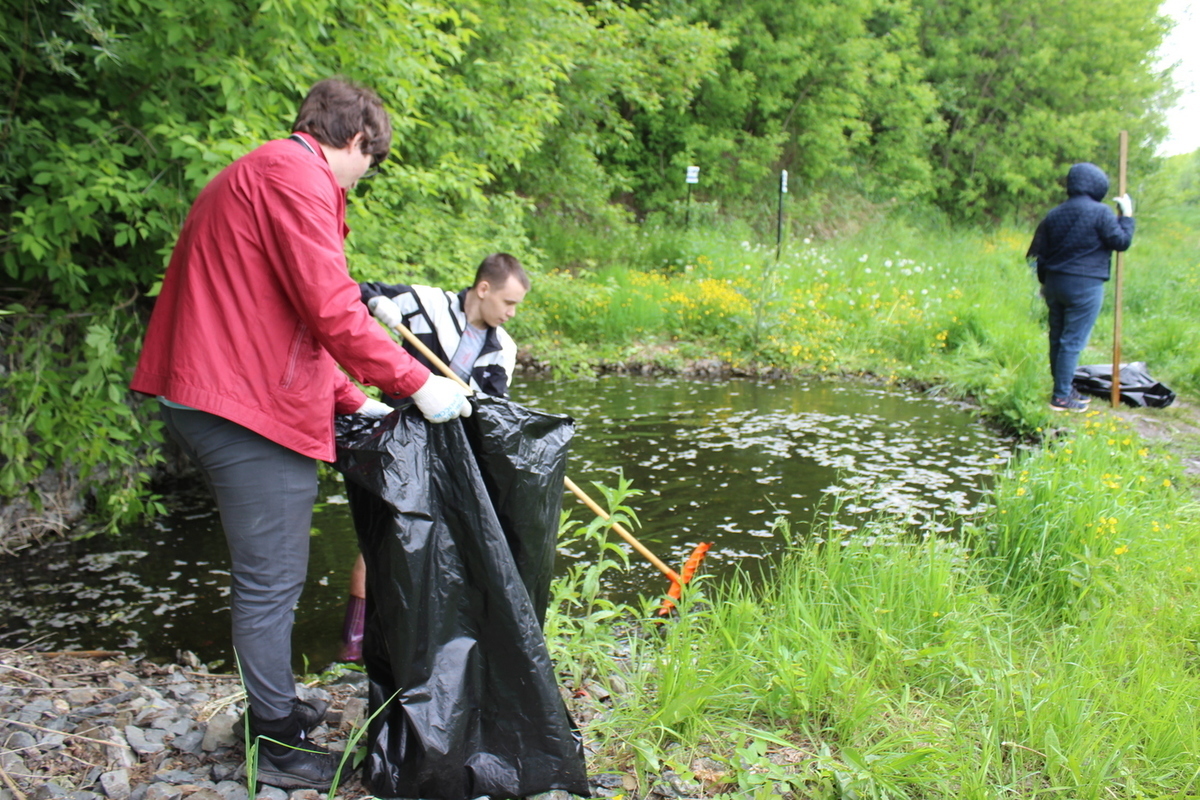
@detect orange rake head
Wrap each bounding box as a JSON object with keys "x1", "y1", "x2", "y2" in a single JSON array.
[{"x1": 657, "y1": 541, "x2": 712, "y2": 616}]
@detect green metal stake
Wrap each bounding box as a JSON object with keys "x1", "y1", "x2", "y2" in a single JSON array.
[{"x1": 775, "y1": 169, "x2": 788, "y2": 261}]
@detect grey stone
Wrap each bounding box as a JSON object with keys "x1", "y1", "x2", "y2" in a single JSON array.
[
  {"x1": 134, "y1": 706, "x2": 165, "y2": 726},
  {"x1": 103, "y1": 726, "x2": 136, "y2": 769},
  {"x1": 65, "y1": 791, "x2": 103, "y2": 800},
  {"x1": 142, "y1": 786, "x2": 181, "y2": 800},
  {"x1": 214, "y1": 782, "x2": 248, "y2": 800},
  {"x1": 18, "y1": 699, "x2": 54, "y2": 723},
  {"x1": 164, "y1": 717, "x2": 193, "y2": 738},
  {"x1": 171, "y1": 728, "x2": 205, "y2": 756},
  {"x1": 66, "y1": 688, "x2": 98, "y2": 706},
  {"x1": 209, "y1": 762, "x2": 238, "y2": 782},
  {"x1": 664, "y1": 769, "x2": 701, "y2": 798},
  {"x1": 296, "y1": 685, "x2": 331, "y2": 706},
  {"x1": 201, "y1": 713, "x2": 239, "y2": 752},
  {"x1": 186, "y1": 791, "x2": 222, "y2": 800},
  {"x1": 252, "y1": 786, "x2": 286, "y2": 800},
  {"x1": 38, "y1": 730, "x2": 66, "y2": 749},
  {"x1": 0, "y1": 750, "x2": 26, "y2": 777},
  {"x1": 99, "y1": 770, "x2": 131, "y2": 800},
  {"x1": 287, "y1": 792, "x2": 321, "y2": 800},
  {"x1": 128, "y1": 787, "x2": 147, "y2": 800},
  {"x1": 45, "y1": 716, "x2": 72, "y2": 732},
  {"x1": 151, "y1": 769, "x2": 197, "y2": 784},
  {"x1": 124, "y1": 725, "x2": 165, "y2": 755},
  {"x1": 338, "y1": 697, "x2": 366, "y2": 731},
  {"x1": 31, "y1": 784, "x2": 69, "y2": 800},
  {"x1": 4, "y1": 731, "x2": 37, "y2": 751},
  {"x1": 166, "y1": 683, "x2": 196, "y2": 702},
  {"x1": 111, "y1": 672, "x2": 140, "y2": 689}
]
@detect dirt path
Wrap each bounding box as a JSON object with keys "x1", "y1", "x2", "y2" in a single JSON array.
[{"x1": 1107, "y1": 398, "x2": 1200, "y2": 478}]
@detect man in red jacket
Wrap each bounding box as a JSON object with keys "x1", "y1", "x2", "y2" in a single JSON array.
[{"x1": 131, "y1": 78, "x2": 471, "y2": 790}]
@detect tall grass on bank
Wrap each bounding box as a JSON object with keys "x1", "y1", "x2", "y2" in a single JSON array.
[
  {"x1": 549, "y1": 409, "x2": 1200, "y2": 798},
  {"x1": 513, "y1": 208, "x2": 1200, "y2": 434}
]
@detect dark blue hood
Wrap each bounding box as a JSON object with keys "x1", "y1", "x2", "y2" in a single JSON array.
[{"x1": 1066, "y1": 162, "x2": 1109, "y2": 201}]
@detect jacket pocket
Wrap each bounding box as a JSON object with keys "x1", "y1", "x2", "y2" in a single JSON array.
[{"x1": 281, "y1": 320, "x2": 310, "y2": 389}]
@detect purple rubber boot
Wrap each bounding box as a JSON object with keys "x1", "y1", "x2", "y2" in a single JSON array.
[{"x1": 338, "y1": 595, "x2": 366, "y2": 662}]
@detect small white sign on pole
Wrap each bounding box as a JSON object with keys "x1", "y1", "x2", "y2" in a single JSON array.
[
  {"x1": 686, "y1": 166, "x2": 700, "y2": 184},
  {"x1": 780, "y1": 169, "x2": 789, "y2": 193}
]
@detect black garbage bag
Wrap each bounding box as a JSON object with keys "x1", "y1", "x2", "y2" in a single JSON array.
[
  {"x1": 335, "y1": 396, "x2": 588, "y2": 800},
  {"x1": 1073, "y1": 362, "x2": 1176, "y2": 408}
]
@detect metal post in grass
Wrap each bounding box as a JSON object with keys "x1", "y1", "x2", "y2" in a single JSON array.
[
  {"x1": 685, "y1": 165, "x2": 699, "y2": 228},
  {"x1": 1111, "y1": 130, "x2": 1128, "y2": 408},
  {"x1": 775, "y1": 169, "x2": 788, "y2": 261}
]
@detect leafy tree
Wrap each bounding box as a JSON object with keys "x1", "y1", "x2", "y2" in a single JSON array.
[
  {"x1": 615, "y1": 0, "x2": 941, "y2": 215},
  {"x1": 913, "y1": 0, "x2": 1173, "y2": 220},
  {"x1": 475, "y1": 1, "x2": 728, "y2": 231}
]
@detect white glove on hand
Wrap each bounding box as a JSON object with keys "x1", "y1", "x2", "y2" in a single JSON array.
[
  {"x1": 1114, "y1": 193, "x2": 1134, "y2": 217},
  {"x1": 409, "y1": 375, "x2": 473, "y2": 423},
  {"x1": 367, "y1": 295, "x2": 404, "y2": 329},
  {"x1": 354, "y1": 398, "x2": 393, "y2": 419}
]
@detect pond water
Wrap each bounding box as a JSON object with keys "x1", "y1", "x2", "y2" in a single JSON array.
[{"x1": 0, "y1": 376, "x2": 1010, "y2": 670}]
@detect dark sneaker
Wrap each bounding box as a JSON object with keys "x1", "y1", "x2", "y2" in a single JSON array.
[
  {"x1": 1049, "y1": 396, "x2": 1088, "y2": 412},
  {"x1": 1069, "y1": 388, "x2": 1092, "y2": 405},
  {"x1": 249, "y1": 706, "x2": 341, "y2": 791},
  {"x1": 238, "y1": 697, "x2": 328, "y2": 739},
  {"x1": 293, "y1": 697, "x2": 330, "y2": 731},
  {"x1": 254, "y1": 737, "x2": 338, "y2": 791}
]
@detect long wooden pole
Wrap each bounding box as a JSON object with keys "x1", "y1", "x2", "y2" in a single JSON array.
[
  {"x1": 1111, "y1": 130, "x2": 1128, "y2": 407},
  {"x1": 387, "y1": 319, "x2": 684, "y2": 586}
]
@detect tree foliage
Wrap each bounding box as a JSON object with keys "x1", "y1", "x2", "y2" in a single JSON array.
[
  {"x1": 0, "y1": 0, "x2": 1179, "y2": 532},
  {"x1": 913, "y1": 0, "x2": 1173, "y2": 220}
]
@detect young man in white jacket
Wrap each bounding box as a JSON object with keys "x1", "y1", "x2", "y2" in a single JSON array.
[{"x1": 338, "y1": 252, "x2": 530, "y2": 659}]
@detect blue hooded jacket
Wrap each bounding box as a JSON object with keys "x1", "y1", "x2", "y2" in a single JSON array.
[{"x1": 1027, "y1": 162, "x2": 1135, "y2": 282}]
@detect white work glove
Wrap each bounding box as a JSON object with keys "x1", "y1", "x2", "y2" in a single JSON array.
[
  {"x1": 409, "y1": 374, "x2": 473, "y2": 423},
  {"x1": 354, "y1": 398, "x2": 393, "y2": 419},
  {"x1": 367, "y1": 295, "x2": 404, "y2": 329},
  {"x1": 1114, "y1": 193, "x2": 1133, "y2": 217}
]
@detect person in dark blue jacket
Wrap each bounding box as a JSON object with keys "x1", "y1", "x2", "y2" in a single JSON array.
[{"x1": 1027, "y1": 162, "x2": 1135, "y2": 412}]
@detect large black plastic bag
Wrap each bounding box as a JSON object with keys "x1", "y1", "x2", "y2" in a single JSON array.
[
  {"x1": 335, "y1": 396, "x2": 588, "y2": 800},
  {"x1": 1073, "y1": 362, "x2": 1176, "y2": 408}
]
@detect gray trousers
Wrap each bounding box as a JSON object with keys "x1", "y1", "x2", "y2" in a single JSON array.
[{"x1": 160, "y1": 406, "x2": 316, "y2": 720}]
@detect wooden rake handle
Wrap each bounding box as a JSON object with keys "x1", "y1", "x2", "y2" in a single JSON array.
[{"x1": 385, "y1": 318, "x2": 684, "y2": 587}]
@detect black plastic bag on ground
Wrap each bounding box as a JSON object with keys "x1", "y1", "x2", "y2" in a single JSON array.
[
  {"x1": 335, "y1": 396, "x2": 587, "y2": 800},
  {"x1": 1073, "y1": 362, "x2": 1176, "y2": 408}
]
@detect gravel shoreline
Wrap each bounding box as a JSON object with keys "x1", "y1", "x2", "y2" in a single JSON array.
[
  {"x1": 0, "y1": 649, "x2": 379, "y2": 800},
  {"x1": 0, "y1": 649, "x2": 619, "y2": 800}
]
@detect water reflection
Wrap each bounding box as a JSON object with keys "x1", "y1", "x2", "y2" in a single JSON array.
[{"x1": 0, "y1": 377, "x2": 1009, "y2": 668}]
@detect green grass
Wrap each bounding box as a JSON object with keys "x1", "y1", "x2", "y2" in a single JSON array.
[
  {"x1": 538, "y1": 204, "x2": 1200, "y2": 797},
  {"x1": 513, "y1": 205, "x2": 1200, "y2": 435},
  {"x1": 552, "y1": 434, "x2": 1200, "y2": 796}
]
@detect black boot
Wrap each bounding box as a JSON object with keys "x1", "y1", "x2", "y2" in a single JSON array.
[
  {"x1": 293, "y1": 697, "x2": 330, "y2": 731},
  {"x1": 238, "y1": 696, "x2": 328, "y2": 739},
  {"x1": 248, "y1": 706, "x2": 339, "y2": 791}
]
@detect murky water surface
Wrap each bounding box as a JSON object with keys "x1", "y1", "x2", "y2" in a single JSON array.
[{"x1": 0, "y1": 377, "x2": 1009, "y2": 668}]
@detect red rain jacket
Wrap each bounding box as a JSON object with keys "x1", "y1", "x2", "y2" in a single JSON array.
[{"x1": 131, "y1": 132, "x2": 429, "y2": 461}]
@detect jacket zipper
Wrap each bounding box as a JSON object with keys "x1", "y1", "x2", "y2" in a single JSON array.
[{"x1": 281, "y1": 322, "x2": 307, "y2": 388}]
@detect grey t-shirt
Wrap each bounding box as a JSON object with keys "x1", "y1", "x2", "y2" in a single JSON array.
[{"x1": 448, "y1": 324, "x2": 487, "y2": 384}]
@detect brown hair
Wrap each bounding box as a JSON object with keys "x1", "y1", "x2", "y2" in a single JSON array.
[
  {"x1": 292, "y1": 78, "x2": 391, "y2": 162},
  {"x1": 473, "y1": 253, "x2": 530, "y2": 291}
]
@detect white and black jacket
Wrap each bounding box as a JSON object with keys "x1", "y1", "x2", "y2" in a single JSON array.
[{"x1": 359, "y1": 282, "x2": 516, "y2": 398}]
